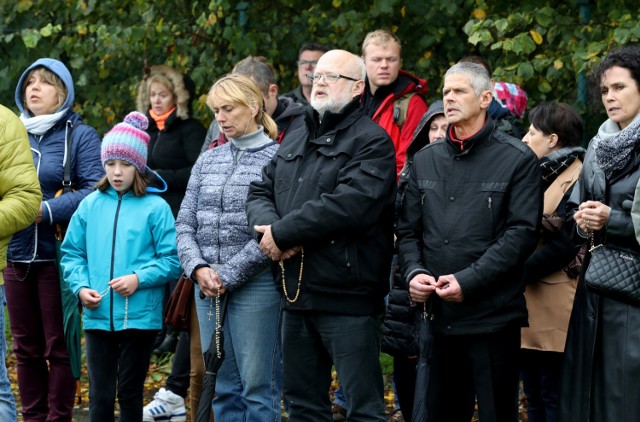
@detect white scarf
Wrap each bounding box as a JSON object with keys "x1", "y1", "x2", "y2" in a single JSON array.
[{"x1": 19, "y1": 108, "x2": 69, "y2": 136}]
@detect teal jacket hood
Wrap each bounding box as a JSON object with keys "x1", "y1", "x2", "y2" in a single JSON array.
[
  {"x1": 146, "y1": 167, "x2": 168, "y2": 194},
  {"x1": 15, "y1": 58, "x2": 75, "y2": 116}
]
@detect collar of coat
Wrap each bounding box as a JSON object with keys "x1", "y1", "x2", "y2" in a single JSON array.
[
  {"x1": 304, "y1": 96, "x2": 363, "y2": 140},
  {"x1": 445, "y1": 117, "x2": 497, "y2": 154}
]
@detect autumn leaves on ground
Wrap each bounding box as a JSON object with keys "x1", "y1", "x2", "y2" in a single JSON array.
[
  {"x1": 5, "y1": 325, "x2": 527, "y2": 421},
  {"x1": 4, "y1": 328, "x2": 399, "y2": 421}
]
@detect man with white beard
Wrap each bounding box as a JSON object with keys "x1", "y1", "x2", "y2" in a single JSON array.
[{"x1": 247, "y1": 49, "x2": 396, "y2": 421}]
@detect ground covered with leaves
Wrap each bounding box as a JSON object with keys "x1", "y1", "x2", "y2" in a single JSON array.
[{"x1": 6, "y1": 327, "x2": 527, "y2": 421}]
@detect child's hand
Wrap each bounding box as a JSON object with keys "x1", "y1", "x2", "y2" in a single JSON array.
[
  {"x1": 108, "y1": 274, "x2": 140, "y2": 297},
  {"x1": 79, "y1": 288, "x2": 102, "y2": 310}
]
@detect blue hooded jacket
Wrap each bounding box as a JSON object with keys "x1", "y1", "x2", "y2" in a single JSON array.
[
  {"x1": 60, "y1": 174, "x2": 181, "y2": 331},
  {"x1": 9, "y1": 58, "x2": 104, "y2": 262}
]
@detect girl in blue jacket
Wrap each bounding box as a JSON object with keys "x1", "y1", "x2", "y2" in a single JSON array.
[{"x1": 61, "y1": 112, "x2": 182, "y2": 422}]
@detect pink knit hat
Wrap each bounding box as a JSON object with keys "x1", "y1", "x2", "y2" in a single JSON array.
[{"x1": 101, "y1": 112, "x2": 150, "y2": 173}]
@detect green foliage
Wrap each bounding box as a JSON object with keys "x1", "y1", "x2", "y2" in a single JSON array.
[
  {"x1": 464, "y1": 0, "x2": 640, "y2": 134},
  {"x1": 1, "y1": 0, "x2": 639, "y2": 137}
]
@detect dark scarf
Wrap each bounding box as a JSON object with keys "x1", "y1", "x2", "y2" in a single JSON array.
[
  {"x1": 539, "y1": 146, "x2": 586, "y2": 190},
  {"x1": 592, "y1": 116, "x2": 640, "y2": 179}
]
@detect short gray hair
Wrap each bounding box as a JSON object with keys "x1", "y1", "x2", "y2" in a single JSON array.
[
  {"x1": 353, "y1": 55, "x2": 366, "y2": 80},
  {"x1": 444, "y1": 62, "x2": 492, "y2": 96}
]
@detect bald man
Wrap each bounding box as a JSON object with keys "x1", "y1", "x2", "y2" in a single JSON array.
[{"x1": 247, "y1": 50, "x2": 396, "y2": 421}]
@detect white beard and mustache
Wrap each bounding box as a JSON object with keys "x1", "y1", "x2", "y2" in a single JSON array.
[{"x1": 311, "y1": 85, "x2": 354, "y2": 118}]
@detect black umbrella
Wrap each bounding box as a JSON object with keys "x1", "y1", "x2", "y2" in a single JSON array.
[
  {"x1": 195, "y1": 292, "x2": 229, "y2": 422},
  {"x1": 412, "y1": 301, "x2": 434, "y2": 422}
]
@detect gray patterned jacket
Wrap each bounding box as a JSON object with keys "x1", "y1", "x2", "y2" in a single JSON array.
[{"x1": 176, "y1": 140, "x2": 279, "y2": 291}]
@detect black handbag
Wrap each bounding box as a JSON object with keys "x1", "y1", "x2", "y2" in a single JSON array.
[{"x1": 584, "y1": 241, "x2": 640, "y2": 305}]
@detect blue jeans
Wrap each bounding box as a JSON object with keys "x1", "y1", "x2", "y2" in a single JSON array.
[
  {"x1": 195, "y1": 271, "x2": 283, "y2": 422},
  {"x1": 0, "y1": 285, "x2": 17, "y2": 421}
]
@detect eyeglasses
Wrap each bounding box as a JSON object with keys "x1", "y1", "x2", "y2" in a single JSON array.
[
  {"x1": 308, "y1": 73, "x2": 359, "y2": 85},
  {"x1": 297, "y1": 60, "x2": 318, "y2": 67}
]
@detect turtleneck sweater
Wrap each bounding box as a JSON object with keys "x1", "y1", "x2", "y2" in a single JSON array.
[{"x1": 230, "y1": 126, "x2": 273, "y2": 162}]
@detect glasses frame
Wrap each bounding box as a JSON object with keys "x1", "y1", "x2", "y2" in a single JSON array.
[
  {"x1": 308, "y1": 73, "x2": 359, "y2": 85},
  {"x1": 297, "y1": 60, "x2": 319, "y2": 67}
]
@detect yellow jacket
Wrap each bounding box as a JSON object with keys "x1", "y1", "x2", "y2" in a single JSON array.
[{"x1": 0, "y1": 104, "x2": 41, "y2": 284}]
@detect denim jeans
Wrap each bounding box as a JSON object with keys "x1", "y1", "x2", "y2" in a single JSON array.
[
  {"x1": 195, "y1": 271, "x2": 283, "y2": 422},
  {"x1": 0, "y1": 284, "x2": 17, "y2": 421},
  {"x1": 282, "y1": 310, "x2": 386, "y2": 422}
]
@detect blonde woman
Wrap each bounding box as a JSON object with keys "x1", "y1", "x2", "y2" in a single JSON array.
[
  {"x1": 175, "y1": 74, "x2": 282, "y2": 421},
  {"x1": 136, "y1": 64, "x2": 206, "y2": 217}
]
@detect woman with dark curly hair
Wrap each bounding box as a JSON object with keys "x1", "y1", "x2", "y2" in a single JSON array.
[{"x1": 558, "y1": 44, "x2": 640, "y2": 422}]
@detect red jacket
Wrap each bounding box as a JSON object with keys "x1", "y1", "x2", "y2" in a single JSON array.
[{"x1": 366, "y1": 70, "x2": 428, "y2": 176}]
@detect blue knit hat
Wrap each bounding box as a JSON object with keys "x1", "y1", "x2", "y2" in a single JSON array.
[{"x1": 101, "y1": 112, "x2": 150, "y2": 173}]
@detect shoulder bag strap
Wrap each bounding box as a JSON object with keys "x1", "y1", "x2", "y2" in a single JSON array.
[
  {"x1": 543, "y1": 159, "x2": 582, "y2": 215},
  {"x1": 62, "y1": 122, "x2": 75, "y2": 194}
]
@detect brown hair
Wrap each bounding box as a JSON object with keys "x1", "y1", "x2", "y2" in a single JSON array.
[
  {"x1": 22, "y1": 67, "x2": 68, "y2": 114},
  {"x1": 95, "y1": 170, "x2": 149, "y2": 197}
]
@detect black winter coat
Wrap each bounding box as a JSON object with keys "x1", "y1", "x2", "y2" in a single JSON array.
[
  {"x1": 146, "y1": 110, "x2": 206, "y2": 217},
  {"x1": 558, "y1": 139, "x2": 640, "y2": 422},
  {"x1": 396, "y1": 119, "x2": 542, "y2": 335},
  {"x1": 246, "y1": 99, "x2": 397, "y2": 316}
]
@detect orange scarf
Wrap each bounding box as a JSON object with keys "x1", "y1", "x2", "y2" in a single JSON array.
[{"x1": 149, "y1": 107, "x2": 176, "y2": 131}]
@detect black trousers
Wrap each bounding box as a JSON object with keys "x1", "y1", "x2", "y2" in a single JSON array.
[
  {"x1": 85, "y1": 329, "x2": 157, "y2": 422},
  {"x1": 165, "y1": 330, "x2": 190, "y2": 397},
  {"x1": 282, "y1": 310, "x2": 387, "y2": 422},
  {"x1": 426, "y1": 327, "x2": 521, "y2": 422}
]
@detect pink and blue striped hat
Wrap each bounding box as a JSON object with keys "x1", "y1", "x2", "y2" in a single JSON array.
[{"x1": 101, "y1": 111, "x2": 150, "y2": 173}]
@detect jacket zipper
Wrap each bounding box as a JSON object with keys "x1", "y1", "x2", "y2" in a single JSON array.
[
  {"x1": 109, "y1": 194, "x2": 123, "y2": 331},
  {"x1": 216, "y1": 156, "x2": 239, "y2": 263}
]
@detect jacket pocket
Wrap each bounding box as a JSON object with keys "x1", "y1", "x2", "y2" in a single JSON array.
[
  {"x1": 303, "y1": 238, "x2": 359, "y2": 292},
  {"x1": 358, "y1": 161, "x2": 387, "y2": 199},
  {"x1": 481, "y1": 182, "x2": 508, "y2": 230}
]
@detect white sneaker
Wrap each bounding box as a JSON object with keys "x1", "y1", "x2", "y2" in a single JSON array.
[{"x1": 142, "y1": 388, "x2": 187, "y2": 422}]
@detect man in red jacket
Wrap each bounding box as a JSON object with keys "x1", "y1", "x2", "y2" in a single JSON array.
[{"x1": 361, "y1": 29, "x2": 428, "y2": 176}]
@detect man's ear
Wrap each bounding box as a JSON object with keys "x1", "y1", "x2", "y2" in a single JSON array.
[
  {"x1": 268, "y1": 83, "x2": 278, "y2": 98},
  {"x1": 351, "y1": 79, "x2": 365, "y2": 97},
  {"x1": 479, "y1": 90, "x2": 493, "y2": 110}
]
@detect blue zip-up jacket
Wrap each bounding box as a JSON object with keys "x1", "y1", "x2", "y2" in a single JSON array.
[
  {"x1": 9, "y1": 58, "x2": 104, "y2": 262},
  {"x1": 60, "y1": 179, "x2": 181, "y2": 331}
]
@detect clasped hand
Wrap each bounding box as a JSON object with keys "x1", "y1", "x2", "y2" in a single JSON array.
[
  {"x1": 575, "y1": 200, "x2": 610, "y2": 233},
  {"x1": 409, "y1": 273, "x2": 464, "y2": 303},
  {"x1": 78, "y1": 274, "x2": 139, "y2": 309},
  {"x1": 254, "y1": 225, "x2": 301, "y2": 261},
  {"x1": 195, "y1": 266, "x2": 226, "y2": 297}
]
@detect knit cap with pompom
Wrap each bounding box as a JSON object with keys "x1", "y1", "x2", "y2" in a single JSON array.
[{"x1": 101, "y1": 111, "x2": 150, "y2": 173}]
